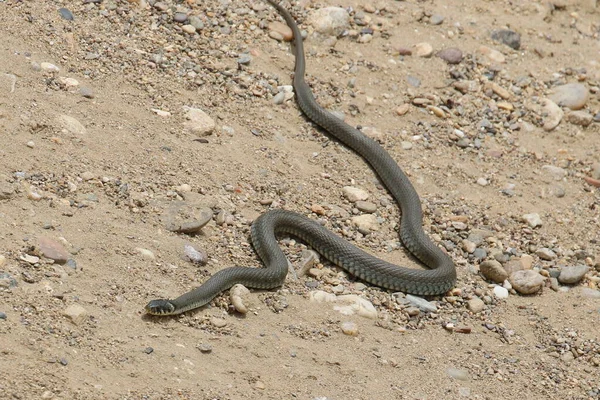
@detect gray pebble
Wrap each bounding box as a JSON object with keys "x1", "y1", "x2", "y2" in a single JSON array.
[
  {"x1": 436, "y1": 48, "x2": 463, "y2": 64},
  {"x1": 558, "y1": 265, "x2": 589, "y2": 284},
  {"x1": 509, "y1": 270, "x2": 545, "y2": 294},
  {"x1": 479, "y1": 260, "x2": 508, "y2": 283},
  {"x1": 429, "y1": 14, "x2": 445, "y2": 25},
  {"x1": 472, "y1": 248, "x2": 487, "y2": 260},
  {"x1": 593, "y1": 112, "x2": 600, "y2": 122},
  {"x1": 174, "y1": 12, "x2": 188, "y2": 23},
  {"x1": 566, "y1": 110, "x2": 593, "y2": 127},
  {"x1": 536, "y1": 247, "x2": 557, "y2": 261},
  {"x1": 404, "y1": 294, "x2": 437, "y2": 312},
  {"x1": 183, "y1": 244, "x2": 208, "y2": 265},
  {"x1": 580, "y1": 287, "x2": 600, "y2": 299},
  {"x1": 189, "y1": 16, "x2": 204, "y2": 30},
  {"x1": 273, "y1": 91, "x2": 286, "y2": 105},
  {"x1": 467, "y1": 297, "x2": 485, "y2": 313},
  {"x1": 237, "y1": 54, "x2": 252, "y2": 65},
  {"x1": 143, "y1": 347, "x2": 154, "y2": 354},
  {"x1": 197, "y1": 343, "x2": 213, "y2": 353},
  {"x1": 80, "y1": 87, "x2": 94, "y2": 99},
  {"x1": 491, "y1": 29, "x2": 521, "y2": 50},
  {"x1": 549, "y1": 83, "x2": 589, "y2": 110},
  {"x1": 58, "y1": 8, "x2": 74, "y2": 21},
  {"x1": 0, "y1": 273, "x2": 18, "y2": 288},
  {"x1": 355, "y1": 201, "x2": 377, "y2": 213},
  {"x1": 0, "y1": 312, "x2": 6, "y2": 320},
  {"x1": 447, "y1": 367, "x2": 470, "y2": 381}
]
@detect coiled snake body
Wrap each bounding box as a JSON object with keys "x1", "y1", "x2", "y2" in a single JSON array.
[{"x1": 145, "y1": 0, "x2": 456, "y2": 316}]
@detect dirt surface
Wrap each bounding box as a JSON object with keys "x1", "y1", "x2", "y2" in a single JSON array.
[{"x1": 1, "y1": 0, "x2": 600, "y2": 399}]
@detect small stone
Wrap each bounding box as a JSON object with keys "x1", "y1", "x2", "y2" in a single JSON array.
[
  {"x1": 436, "y1": 48, "x2": 463, "y2": 64},
  {"x1": 135, "y1": 248, "x2": 155, "y2": 260},
  {"x1": 490, "y1": 82, "x2": 511, "y2": 99},
  {"x1": 541, "y1": 98, "x2": 563, "y2": 131},
  {"x1": 342, "y1": 186, "x2": 369, "y2": 202},
  {"x1": 309, "y1": 7, "x2": 350, "y2": 36},
  {"x1": 558, "y1": 265, "x2": 589, "y2": 284},
  {"x1": 230, "y1": 284, "x2": 252, "y2": 314},
  {"x1": 173, "y1": 12, "x2": 188, "y2": 23},
  {"x1": 183, "y1": 244, "x2": 207, "y2": 265},
  {"x1": 237, "y1": 54, "x2": 252, "y2": 65},
  {"x1": 21, "y1": 254, "x2": 40, "y2": 264},
  {"x1": 476, "y1": 177, "x2": 488, "y2": 186},
  {"x1": 355, "y1": 201, "x2": 377, "y2": 213},
  {"x1": 143, "y1": 347, "x2": 154, "y2": 354},
  {"x1": 55, "y1": 114, "x2": 86, "y2": 135},
  {"x1": 183, "y1": 107, "x2": 215, "y2": 137},
  {"x1": 58, "y1": 8, "x2": 74, "y2": 21},
  {"x1": 38, "y1": 236, "x2": 70, "y2": 264},
  {"x1": 351, "y1": 214, "x2": 379, "y2": 233},
  {"x1": 509, "y1": 270, "x2": 545, "y2": 294},
  {"x1": 491, "y1": 29, "x2": 521, "y2": 50},
  {"x1": 522, "y1": 213, "x2": 542, "y2": 228},
  {"x1": 405, "y1": 306, "x2": 420, "y2": 317},
  {"x1": 340, "y1": 321, "x2": 359, "y2": 336},
  {"x1": 210, "y1": 317, "x2": 228, "y2": 328},
  {"x1": 0, "y1": 273, "x2": 17, "y2": 289},
  {"x1": 26, "y1": 141, "x2": 34, "y2": 148},
  {"x1": 478, "y1": 46, "x2": 505, "y2": 63},
  {"x1": 0, "y1": 312, "x2": 6, "y2": 320},
  {"x1": 0, "y1": 255, "x2": 6, "y2": 267},
  {"x1": 467, "y1": 297, "x2": 485, "y2": 313},
  {"x1": 79, "y1": 87, "x2": 94, "y2": 98},
  {"x1": 63, "y1": 304, "x2": 88, "y2": 325},
  {"x1": 580, "y1": 288, "x2": 600, "y2": 299},
  {"x1": 566, "y1": 110, "x2": 593, "y2": 127},
  {"x1": 268, "y1": 21, "x2": 293, "y2": 41},
  {"x1": 404, "y1": 294, "x2": 437, "y2": 312},
  {"x1": 536, "y1": 247, "x2": 557, "y2": 261},
  {"x1": 182, "y1": 24, "x2": 196, "y2": 34},
  {"x1": 479, "y1": 260, "x2": 508, "y2": 283},
  {"x1": 254, "y1": 381, "x2": 266, "y2": 390},
  {"x1": 414, "y1": 42, "x2": 433, "y2": 58},
  {"x1": 189, "y1": 16, "x2": 204, "y2": 30},
  {"x1": 197, "y1": 343, "x2": 213, "y2": 353},
  {"x1": 395, "y1": 104, "x2": 410, "y2": 115},
  {"x1": 493, "y1": 285, "x2": 509, "y2": 299},
  {"x1": 549, "y1": 83, "x2": 589, "y2": 110},
  {"x1": 40, "y1": 62, "x2": 60, "y2": 73},
  {"x1": 429, "y1": 14, "x2": 444, "y2": 25},
  {"x1": 447, "y1": 367, "x2": 470, "y2": 381},
  {"x1": 541, "y1": 165, "x2": 567, "y2": 180}
]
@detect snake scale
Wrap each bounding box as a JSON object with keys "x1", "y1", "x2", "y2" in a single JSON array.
[{"x1": 145, "y1": 0, "x2": 456, "y2": 315}]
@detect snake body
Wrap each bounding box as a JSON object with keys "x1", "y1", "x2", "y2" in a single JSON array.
[{"x1": 145, "y1": 0, "x2": 456, "y2": 316}]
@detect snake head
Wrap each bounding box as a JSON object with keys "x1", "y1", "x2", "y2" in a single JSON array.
[{"x1": 145, "y1": 299, "x2": 176, "y2": 315}]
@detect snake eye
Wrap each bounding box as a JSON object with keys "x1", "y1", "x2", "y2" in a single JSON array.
[{"x1": 145, "y1": 299, "x2": 175, "y2": 315}]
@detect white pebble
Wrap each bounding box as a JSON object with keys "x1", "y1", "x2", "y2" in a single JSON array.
[
  {"x1": 230, "y1": 284, "x2": 251, "y2": 313},
  {"x1": 26, "y1": 141, "x2": 35, "y2": 148},
  {"x1": 493, "y1": 285, "x2": 509, "y2": 299},
  {"x1": 340, "y1": 321, "x2": 359, "y2": 336}
]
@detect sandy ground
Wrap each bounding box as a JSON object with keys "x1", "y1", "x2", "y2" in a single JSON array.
[{"x1": 1, "y1": 0, "x2": 600, "y2": 399}]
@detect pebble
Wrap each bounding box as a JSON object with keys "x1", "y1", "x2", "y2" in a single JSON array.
[
  {"x1": 404, "y1": 294, "x2": 437, "y2": 312},
  {"x1": 0, "y1": 312, "x2": 6, "y2": 320},
  {"x1": 351, "y1": 214, "x2": 379, "y2": 233},
  {"x1": 541, "y1": 98, "x2": 563, "y2": 131},
  {"x1": 334, "y1": 295, "x2": 378, "y2": 319},
  {"x1": 429, "y1": 14, "x2": 445, "y2": 25},
  {"x1": 268, "y1": 21, "x2": 293, "y2": 41},
  {"x1": 493, "y1": 285, "x2": 509, "y2": 299},
  {"x1": 479, "y1": 260, "x2": 508, "y2": 283},
  {"x1": 541, "y1": 165, "x2": 567, "y2": 180},
  {"x1": 273, "y1": 91, "x2": 286, "y2": 105},
  {"x1": 63, "y1": 304, "x2": 88, "y2": 325},
  {"x1": 309, "y1": 7, "x2": 350, "y2": 36},
  {"x1": 0, "y1": 254, "x2": 6, "y2": 267},
  {"x1": 467, "y1": 297, "x2": 485, "y2": 313},
  {"x1": 38, "y1": 236, "x2": 70, "y2": 264},
  {"x1": 396, "y1": 104, "x2": 410, "y2": 115},
  {"x1": 476, "y1": 177, "x2": 488, "y2": 186},
  {"x1": 536, "y1": 247, "x2": 557, "y2": 261},
  {"x1": 58, "y1": 8, "x2": 74, "y2": 21},
  {"x1": 21, "y1": 254, "x2": 40, "y2": 264},
  {"x1": 26, "y1": 141, "x2": 34, "y2": 148},
  {"x1": 40, "y1": 62, "x2": 60, "y2": 73},
  {"x1": 210, "y1": 317, "x2": 228, "y2": 328},
  {"x1": 414, "y1": 42, "x2": 433, "y2": 58},
  {"x1": 491, "y1": 29, "x2": 521, "y2": 50},
  {"x1": 580, "y1": 288, "x2": 600, "y2": 299},
  {"x1": 237, "y1": 54, "x2": 252, "y2": 65},
  {"x1": 478, "y1": 46, "x2": 505, "y2": 63},
  {"x1": 183, "y1": 244, "x2": 207, "y2": 265},
  {"x1": 558, "y1": 265, "x2": 589, "y2": 284},
  {"x1": 340, "y1": 321, "x2": 359, "y2": 336},
  {"x1": 173, "y1": 12, "x2": 188, "y2": 23},
  {"x1": 521, "y1": 213, "x2": 542, "y2": 228},
  {"x1": 436, "y1": 48, "x2": 463, "y2": 64},
  {"x1": 79, "y1": 87, "x2": 94, "y2": 98},
  {"x1": 509, "y1": 270, "x2": 545, "y2": 294},
  {"x1": 135, "y1": 248, "x2": 155, "y2": 260},
  {"x1": 0, "y1": 273, "x2": 18, "y2": 289},
  {"x1": 182, "y1": 25, "x2": 196, "y2": 34},
  {"x1": 355, "y1": 201, "x2": 377, "y2": 213},
  {"x1": 342, "y1": 186, "x2": 369, "y2": 202},
  {"x1": 197, "y1": 343, "x2": 212, "y2": 353},
  {"x1": 189, "y1": 16, "x2": 204, "y2": 31},
  {"x1": 447, "y1": 367, "x2": 470, "y2": 381},
  {"x1": 55, "y1": 114, "x2": 86, "y2": 135},
  {"x1": 566, "y1": 110, "x2": 593, "y2": 127},
  {"x1": 183, "y1": 107, "x2": 215, "y2": 136},
  {"x1": 549, "y1": 83, "x2": 589, "y2": 110},
  {"x1": 230, "y1": 284, "x2": 251, "y2": 314}
]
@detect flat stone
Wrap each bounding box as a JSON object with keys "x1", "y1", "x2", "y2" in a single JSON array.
[
  {"x1": 351, "y1": 214, "x2": 379, "y2": 233},
  {"x1": 63, "y1": 304, "x2": 88, "y2": 325},
  {"x1": 355, "y1": 201, "x2": 377, "y2": 213},
  {"x1": 414, "y1": 42, "x2": 433, "y2": 58},
  {"x1": 436, "y1": 47, "x2": 463, "y2": 64},
  {"x1": 491, "y1": 29, "x2": 521, "y2": 49},
  {"x1": 509, "y1": 270, "x2": 545, "y2": 294},
  {"x1": 342, "y1": 186, "x2": 369, "y2": 202},
  {"x1": 541, "y1": 98, "x2": 563, "y2": 131},
  {"x1": 479, "y1": 46, "x2": 505, "y2": 63},
  {"x1": 268, "y1": 21, "x2": 293, "y2": 41},
  {"x1": 479, "y1": 260, "x2": 508, "y2": 283},
  {"x1": 549, "y1": 83, "x2": 589, "y2": 110},
  {"x1": 309, "y1": 7, "x2": 350, "y2": 36},
  {"x1": 522, "y1": 213, "x2": 542, "y2": 228},
  {"x1": 536, "y1": 247, "x2": 557, "y2": 261},
  {"x1": 55, "y1": 114, "x2": 86, "y2": 135},
  {"x1": 38, "y1": 236, "x2": 69, "y2": 264},
  {"x1": 566, "y1": 110, "x2": 593, "y2": 127},
  {"x1": 558, "y1": 265, "x2": 589, "y2": 284},
  {"x1": 404, "y1": 294, "x2": 437, "y2": 312}
]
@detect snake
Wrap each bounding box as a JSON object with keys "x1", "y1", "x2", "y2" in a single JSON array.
[{"x1": 145, "y1": 0, "x2": 456, "y2": 315}]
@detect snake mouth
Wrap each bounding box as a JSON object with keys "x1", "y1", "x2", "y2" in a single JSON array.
[{"x1": 145, "y1": 299, "x2": 176, "y2": 315}]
